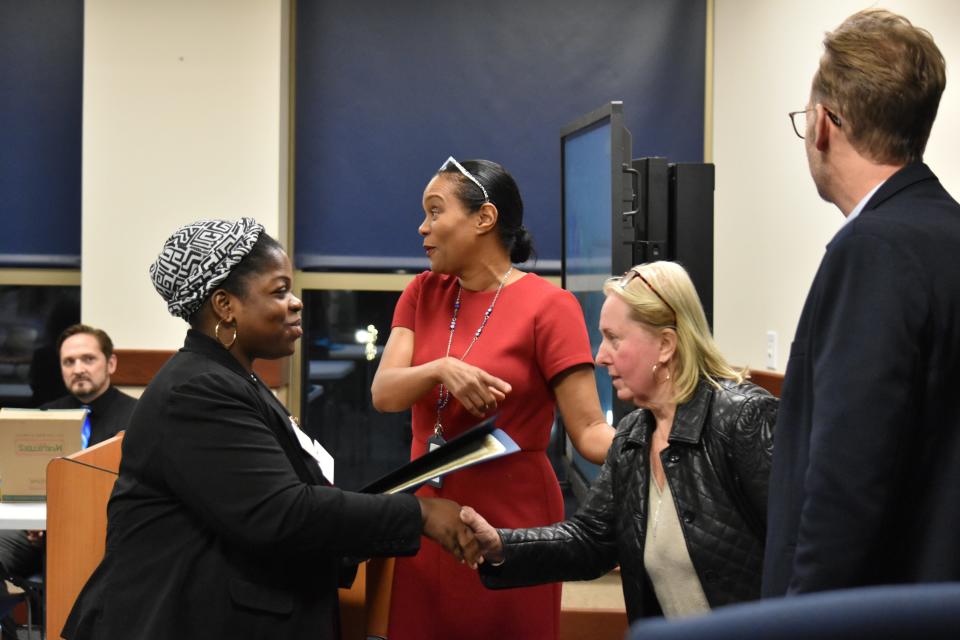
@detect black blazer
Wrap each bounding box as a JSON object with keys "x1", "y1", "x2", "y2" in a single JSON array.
[
  {"x1": 763, "y1": 163, "x2": 960, "y2": 596},
  {"x1": 63, "y1": 330, "x2": 422, "y2": 639}
]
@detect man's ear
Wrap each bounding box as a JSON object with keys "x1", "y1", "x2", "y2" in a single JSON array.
[
  {"x1": 106, "y1": 353, "x2": 118, "y2": 376},
  {"x1": 475, "y1": 202, "x2": 500, "y2": 236},
  {"x1": 813, "y1": 104, "x2": 832, "y2": 152}
]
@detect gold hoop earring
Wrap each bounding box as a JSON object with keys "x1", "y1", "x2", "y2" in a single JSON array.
[
  {"x1": 652, "y1": 362, "x2": 671, "y2": 382},
  {"x1": 215, "y1": 319, "x2": 238, "y2": 349}
]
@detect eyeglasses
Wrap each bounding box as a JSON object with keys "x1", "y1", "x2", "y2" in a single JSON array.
[
  {"x1": 618, "y1": 267, "x2": 678, "y2": 321},
  {"x1": 788, "y1": 106, "x2": 842, "y2": 139},
  {"x1": 439, "y1": 156, "x2": 490, "y2": 202}
]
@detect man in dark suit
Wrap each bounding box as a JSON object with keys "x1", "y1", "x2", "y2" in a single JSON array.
[
  {"x1": 763, "y1": 9, "x2": 960, "y2": 596},
  {"x1": 0, "y1": 324, "x2": 136, "y2": 638}
]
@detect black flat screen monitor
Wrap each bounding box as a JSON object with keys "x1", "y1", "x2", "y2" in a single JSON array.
[{"x1": 560, "y1": 102, "x2": 633, "y2": 485}]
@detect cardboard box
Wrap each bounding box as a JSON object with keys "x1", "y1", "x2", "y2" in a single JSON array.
[{"x1": 0, "y1": 407, "x2": 85, "y2": 502}]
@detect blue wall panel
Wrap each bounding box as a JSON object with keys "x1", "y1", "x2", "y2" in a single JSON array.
[
  {"x1": 0, "y1": 0, "x2": 83, "y2": 267},
  {"x1": 294, "y1": 0, "x2": 707, "y2": 272}
]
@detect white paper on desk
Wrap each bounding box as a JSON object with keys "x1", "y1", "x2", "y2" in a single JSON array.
[{"x1": 291, "y1": 418, "x2": 335, "y2": 483}]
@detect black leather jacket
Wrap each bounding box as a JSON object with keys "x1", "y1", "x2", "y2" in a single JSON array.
[{"x1": 480, "y1": 378, "x2": 777, "y2": 622}]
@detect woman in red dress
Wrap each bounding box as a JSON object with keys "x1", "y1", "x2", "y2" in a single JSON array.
[{"x1": 372, "y1": 157, "x2": 614, "y2": 639}]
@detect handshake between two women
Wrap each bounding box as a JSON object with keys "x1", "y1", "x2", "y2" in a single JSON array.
[
  {"x1": 416, "y1": 498, "x2": 503, "y2": 570},
  {"x1": 416, "y1": 497, "x2": 486, "y2": 568}
]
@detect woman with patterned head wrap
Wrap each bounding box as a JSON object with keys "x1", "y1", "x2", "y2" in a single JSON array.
[{"x1": 62, "y1": 219, "x2": 479, "y2": 640}]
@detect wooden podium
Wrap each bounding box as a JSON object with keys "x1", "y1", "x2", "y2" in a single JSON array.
[
  {"x1": 46, "y1": 434, "x2": 124, "y2": 639},
  {"x1": 339, "y1": 557, "x2": 394, "y2": 639}
]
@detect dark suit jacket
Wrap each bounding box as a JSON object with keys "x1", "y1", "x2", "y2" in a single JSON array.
[
  {"x1": 763, "y1": 163, "x2": 960, "y2": 596},
  {"x1": 42, "y1": 385, "x2": 138, "y2": 446},
  {"x1": 63, "y1": 330, "x2": 422, "y2": 639}
]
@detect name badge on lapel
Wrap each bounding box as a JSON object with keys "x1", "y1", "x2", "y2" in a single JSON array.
[{"x1": 290, "y1": 417, "x2": 335, "y2": 484}]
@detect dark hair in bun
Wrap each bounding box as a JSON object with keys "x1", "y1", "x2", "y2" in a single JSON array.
[{"x1": 438, "y1": 159, "x2": 536, "y2": 264}]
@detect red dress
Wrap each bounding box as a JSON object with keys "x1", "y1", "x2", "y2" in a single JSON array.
[{"x1": 387, "y1": 271, "x2": 594, "y2": 640}]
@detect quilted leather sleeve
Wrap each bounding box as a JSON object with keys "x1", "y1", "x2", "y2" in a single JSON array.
[
  {"x1": 731, "y1": 390, "x2": 778, "y2": 527},
  {"x1": 479, "y1": 438, "x2": 623, "y2": 589}
]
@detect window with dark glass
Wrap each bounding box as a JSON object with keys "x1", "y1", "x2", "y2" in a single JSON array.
[
  {"x1": 0, "y1": 286, "x2": 80, "y2": 408},
  {"x1": 300, "y1": 289, "x2": 411, "y2": 491}
]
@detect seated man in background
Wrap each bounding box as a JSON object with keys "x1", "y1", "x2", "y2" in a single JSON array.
[
  {"x1": 0, "y1": 324, "x2": 136, "y2": 637},
  {"x1": 36, "y1": 324, "x2": 137, "y2": 445}
]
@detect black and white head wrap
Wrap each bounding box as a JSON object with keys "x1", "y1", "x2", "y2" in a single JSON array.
[{"x1": 150, "y1": 218, "x2": 264, "y2": 321}]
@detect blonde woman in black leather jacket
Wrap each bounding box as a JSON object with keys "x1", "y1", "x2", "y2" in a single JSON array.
[{"x1": 463, "y1": 261, "x2": 777, "y2": 622}]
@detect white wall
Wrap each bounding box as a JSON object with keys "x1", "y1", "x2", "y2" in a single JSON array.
[
  {"x1": 82, "y1": 0, "x2": 289, "y2": 349},
  {"x1": 713, "y1": 0, "x2": 960, "y2": 371}
]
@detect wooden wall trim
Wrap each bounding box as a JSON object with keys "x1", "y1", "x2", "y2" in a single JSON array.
[
  {"x1": 747, "y1": 368, "x2": 784, "y2": 398},
  {"x1": 111, "y1": 350, "x2": 172, "y2": 386},
  {"x1": 113, "y1": 349, "x2": 287, "y2": 388},
  {"x1": 559, "y1": 608, "x2": 628, "y2": 640}
]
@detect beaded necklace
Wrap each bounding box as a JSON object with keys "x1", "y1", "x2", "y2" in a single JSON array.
[{"x1": 434, "y1": 266, "x2": 514, "y2": 438}]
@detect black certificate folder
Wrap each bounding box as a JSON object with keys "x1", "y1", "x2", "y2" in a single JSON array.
[{"x1": 361, "y1": 416, "x2": 520, "y2": 495}]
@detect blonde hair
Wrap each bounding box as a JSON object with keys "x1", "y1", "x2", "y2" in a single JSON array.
[{"x1": 603, "y1": 261, "x2": 744, "y2": 404}]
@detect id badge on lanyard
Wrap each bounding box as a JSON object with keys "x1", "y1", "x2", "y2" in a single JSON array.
[{"x1": 426, "y1": 433, "x2": 445, "y2": 488}]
